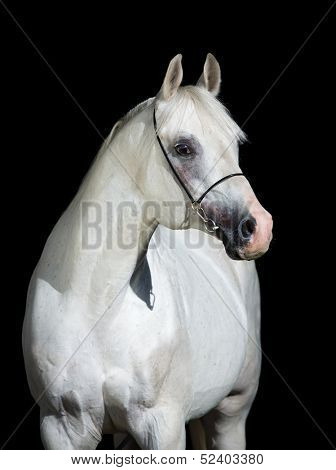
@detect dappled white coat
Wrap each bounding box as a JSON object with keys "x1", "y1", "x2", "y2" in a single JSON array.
[
  {"x1": 24, "y1": 225, "x2": 261, "y2": 449},
  {"x1": 23, "y1": 54, "x2": 266, "y2": 450}
]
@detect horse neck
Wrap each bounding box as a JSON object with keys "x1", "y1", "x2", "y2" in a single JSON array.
[{"x1": 69, "y1": 119, "x2": 158, "y2": 314}]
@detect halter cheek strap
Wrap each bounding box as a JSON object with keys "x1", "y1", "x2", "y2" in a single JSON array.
[{"x1": 153, "y1": 108, "x2": 244, "y2": 232}]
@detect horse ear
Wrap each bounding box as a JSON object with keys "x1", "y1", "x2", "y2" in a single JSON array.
[
  {"x1": 158, "y1": 54, "x2": 183, "y2": 101},
  {"x1": 197, "y1": 53, "x2": 221, "y2": 96}
]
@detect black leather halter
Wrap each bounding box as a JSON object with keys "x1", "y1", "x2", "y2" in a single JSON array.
[{"x1": 153, "y1": 108, "x2": 244, "y2": 232}]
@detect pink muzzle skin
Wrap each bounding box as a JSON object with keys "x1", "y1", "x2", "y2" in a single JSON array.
[{"x1": 243, "y1": 203, "x2": 273, "y2": 259}]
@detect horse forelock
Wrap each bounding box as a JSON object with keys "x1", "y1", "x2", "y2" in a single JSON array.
[{"x1": 156, "y1": 86, "x2": 247, "y2": 145}]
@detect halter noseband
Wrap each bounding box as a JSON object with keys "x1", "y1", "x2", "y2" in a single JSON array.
[{"x1": 153, "y1": 108, "x2": 244, "y2": 232}]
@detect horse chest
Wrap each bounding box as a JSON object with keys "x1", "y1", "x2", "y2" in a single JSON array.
[
  {"x1": 144, "y1": 231, "x2": 250, "y2": 418},
  {"x1": 109, "y1": 250, "x2": 249, "y2": 421}
]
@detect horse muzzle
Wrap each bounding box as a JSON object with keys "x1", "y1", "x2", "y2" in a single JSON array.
[{"x1": 215, "y1": 207, "x2": 273, "y2": 261}]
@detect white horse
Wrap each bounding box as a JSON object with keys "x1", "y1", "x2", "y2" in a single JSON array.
[{"x1": 23, "y1": 54, "x2": 273, "y2": 450}]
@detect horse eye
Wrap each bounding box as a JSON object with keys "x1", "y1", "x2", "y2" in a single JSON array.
[{"x1": 175, "y1": 143, "x2": 192, "y2": 157}]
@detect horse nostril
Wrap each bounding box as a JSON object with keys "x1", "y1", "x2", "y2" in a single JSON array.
[{"x1": 239, "y1": 217, "x2": 256, "y2": 240}]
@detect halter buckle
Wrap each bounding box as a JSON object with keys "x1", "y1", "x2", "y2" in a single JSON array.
[
  {"x1": 191, "y1": 201, "x2": 219, "y2": 232},
  {"x1": 204, "y1": 218, "x2": 219, "y2": 233}
]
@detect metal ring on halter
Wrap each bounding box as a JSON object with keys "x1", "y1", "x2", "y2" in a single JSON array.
[
  {"x1": 192, "y1": 204, "x2": 208, "y2": 223},
  {"x1": 204, "y1": 219, "x2": 219, "y2": 232},
  {"x1": 191, "y1": 201, "x2": 219, "y2": 232},
  {"x1": 191, "y1": 201, "x2": 202, "y2": 211}
]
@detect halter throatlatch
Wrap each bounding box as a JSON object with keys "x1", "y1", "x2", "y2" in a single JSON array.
[{"x1": 153, "y1": 108, "x2": 244, "y2": 232}]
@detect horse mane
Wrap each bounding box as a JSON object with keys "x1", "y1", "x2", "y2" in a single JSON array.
[
  {"x1": 159, "y1": 86, "x2": 246, "y2": 144},
  {"x1": 99, "y1": 98, "x2": 155, "y2": 151},
  {"x1": 119, "y1": 98, "x2": 155, "y2": 128},
  {"x1": 105, "y1": 86, "x2": 245, "y2": 148}
]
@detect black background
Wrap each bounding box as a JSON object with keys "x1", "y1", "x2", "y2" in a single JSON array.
[{"x1": 1, "y1": 1, "x2": 335, "y2": 450}]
